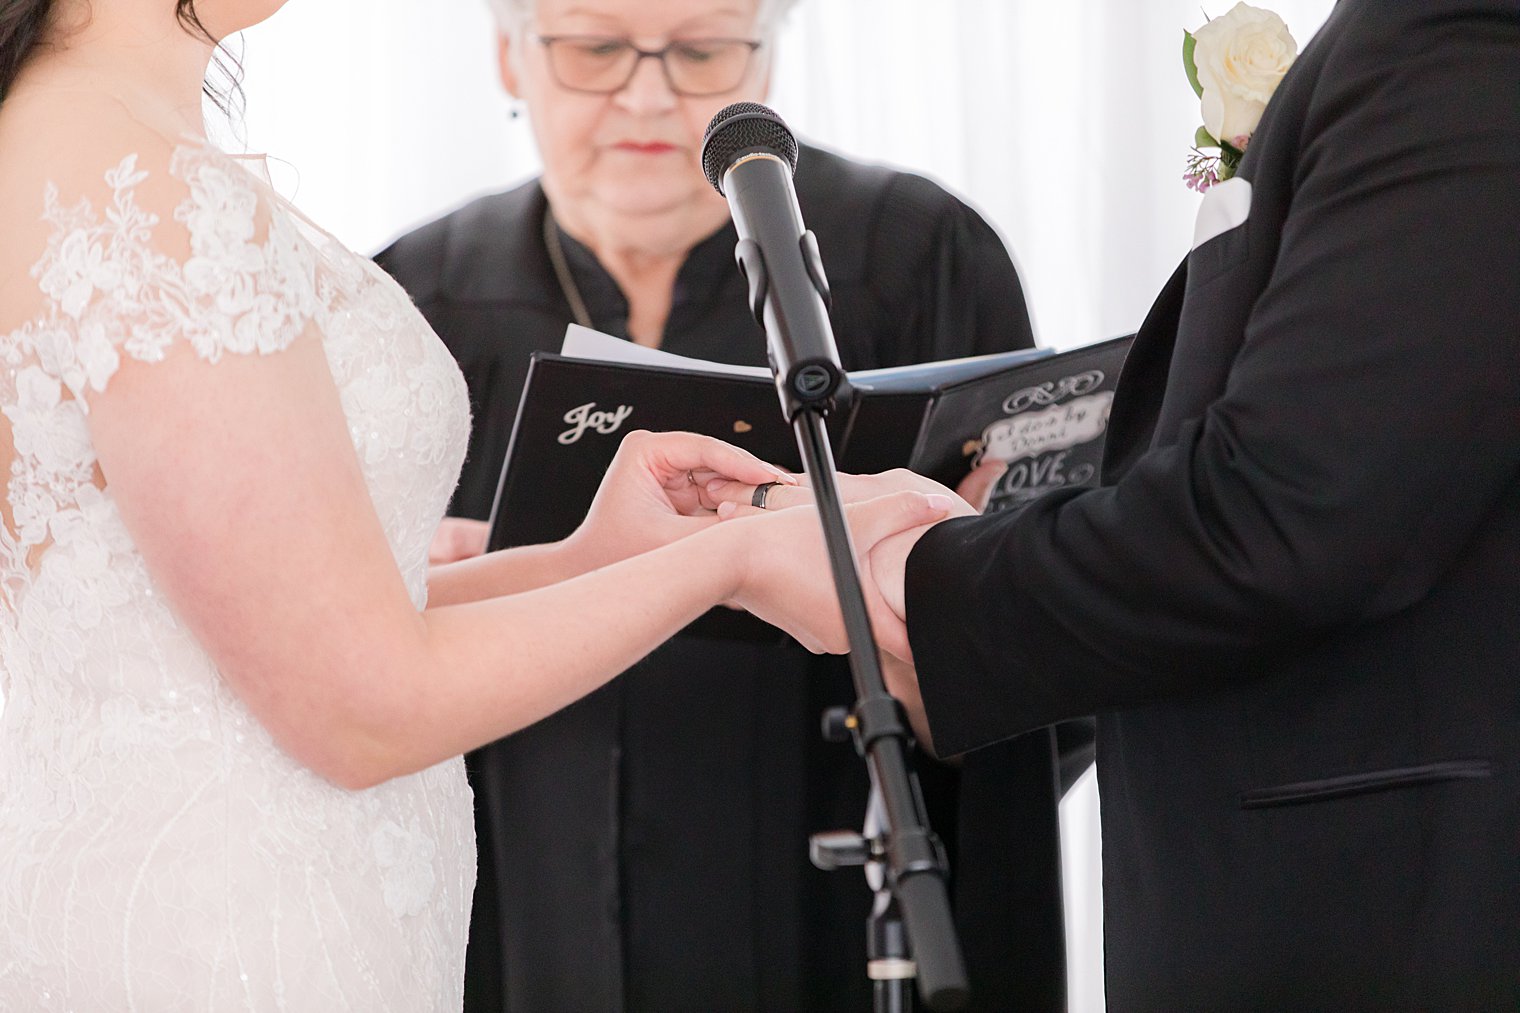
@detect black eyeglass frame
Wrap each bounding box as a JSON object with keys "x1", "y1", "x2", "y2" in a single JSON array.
[{"x1": 533, "y1": 34, "x2": 764, "y2": 97}]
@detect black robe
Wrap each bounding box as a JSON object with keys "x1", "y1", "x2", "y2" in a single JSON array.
[{"x1": 378, "y1": 143, "x2": 1061, "y2": 1012}]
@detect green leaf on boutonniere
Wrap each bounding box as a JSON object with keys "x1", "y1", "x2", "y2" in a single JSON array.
[
  {"x1": 1182, "y1": 31, "x2": 1204, "y2": 98},
  {"x1": 1195, "y1": 126, "x2": 1219, "y2": 149},
  {"x1": 1219, "y1": 142, "x2": 1244, "y2": 180}
]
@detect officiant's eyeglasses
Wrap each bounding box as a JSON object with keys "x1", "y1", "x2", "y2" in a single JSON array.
[{"x1": 536, "y1": 35, "x2": 763, "y2": 96}]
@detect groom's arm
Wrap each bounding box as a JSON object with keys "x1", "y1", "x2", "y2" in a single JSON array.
[{"x1": 901, "y1": 2, "x2": 1520, "y2": 757}]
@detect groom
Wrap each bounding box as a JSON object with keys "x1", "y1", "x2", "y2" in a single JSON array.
[{"x1": 779, "y1": 1, "x2": 1519, "y2": 1008}]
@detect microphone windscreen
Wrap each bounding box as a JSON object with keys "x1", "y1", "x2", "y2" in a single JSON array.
[{"x1": 700, "y1": 102, "x2": 799, "y2": 195}]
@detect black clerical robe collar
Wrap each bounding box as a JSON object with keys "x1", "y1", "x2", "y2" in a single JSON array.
[{"x1": 550, "y1": 213, "x2": 741, "y2": 345}]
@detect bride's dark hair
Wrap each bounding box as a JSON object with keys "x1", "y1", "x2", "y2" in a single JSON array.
[
  {"x1": 0, "y1": 0, "x2": 53, "y2": 100},
  {"x1": 1, "y1": 1, "x2": 240, "y2": 110}
]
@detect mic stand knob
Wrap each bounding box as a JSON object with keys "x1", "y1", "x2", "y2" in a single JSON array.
[
  {"x1": 810, "y1": 829, "x2": 881, "y2": 872},
  {"x1": 809, "y1": 828, "x2": 916, "y2": 1013},
  {"x1": 821, "y1": 705, "x2": 854, "y2": 744}
]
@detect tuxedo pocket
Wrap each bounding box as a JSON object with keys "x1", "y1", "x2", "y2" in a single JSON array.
[
  {"x1": 1186, "y1": 220, "x2": 1250, "y2": 287},
  {"x1": 1192, "y1": 177, "x2": 1252, "y2": 249},
  {"x1": 1187, "y1": 176, "x2": 1253, "y2": 286},
  {"x1": 1239, "y1": 759, "x2": 1493, "y2": 810}
]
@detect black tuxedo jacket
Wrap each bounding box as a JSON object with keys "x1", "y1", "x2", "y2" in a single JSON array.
[{"x1": 906, "y1": 2, "x2": 1520, "y2": 1008}]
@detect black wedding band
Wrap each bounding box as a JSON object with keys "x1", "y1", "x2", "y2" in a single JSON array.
[{"x1": 752, "y1": 482, "x2": 781, "y2": 509}]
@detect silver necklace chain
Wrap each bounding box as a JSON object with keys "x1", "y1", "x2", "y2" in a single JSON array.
[{"x1": 542, "y1": 206, "x2": 594, "y2": 328}]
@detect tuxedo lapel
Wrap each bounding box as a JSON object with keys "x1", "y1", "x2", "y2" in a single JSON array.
[
  {"x1": 1101, "y1": 28, "x2": 1304, "y2": 488},
  {"x1": 1101, "y1": 257, "x2": 1188, "y2": 484}
]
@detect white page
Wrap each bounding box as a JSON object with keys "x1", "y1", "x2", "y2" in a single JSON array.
[
  {"x1": 560, "y1": 324, "x2": 771, "y2": 379},
  {"x1": 560, "y1": 324, "x2": 1050, "y2": 391}
]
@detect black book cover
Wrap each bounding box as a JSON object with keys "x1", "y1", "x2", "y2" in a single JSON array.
[
  {"x1": 484, "y1": 334, "x2": 1134, "y2": 638},
  {"x1": 901, "y1": 335, "x2": 1134, "y2": 514}
]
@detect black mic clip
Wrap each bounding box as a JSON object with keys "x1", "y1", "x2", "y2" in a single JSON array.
[{"x1": 733, "y1": 231, "x2": 843, "y2": 412}]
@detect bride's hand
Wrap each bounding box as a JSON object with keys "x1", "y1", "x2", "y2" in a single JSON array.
[
  {"x1": 720, "y1": 490, "x2": 955, "y2": 658},
  {"x1": 562, "y1": 430, "x2": 795, "y2": 573}
]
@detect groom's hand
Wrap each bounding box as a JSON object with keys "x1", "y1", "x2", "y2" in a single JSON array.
[
  {"x1": 710, "y1": 468, "x2": 976, "y2": 633},
  {"x1": 880, "y1": 650, "x2": 935, "y2": 755},
  {"x1": 721, "y1": 490, "x2": 955, "y2": 657},
  {"x1": 708, "y1": 467, "x2": 965, "y2": 514}
]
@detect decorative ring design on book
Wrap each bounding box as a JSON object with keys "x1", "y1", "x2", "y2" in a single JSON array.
[{"x1": 1002, "y1": 370, "x2": 1107, "y2": 414}]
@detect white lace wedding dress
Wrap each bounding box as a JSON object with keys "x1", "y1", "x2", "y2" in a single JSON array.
[{"x1": 0, "y1": 142, "x2": 475, "y2": 1010}]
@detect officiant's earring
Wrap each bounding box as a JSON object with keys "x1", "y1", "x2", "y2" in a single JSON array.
[{"x1": 509, "y1": 102, "x2": 525, "y2": 121}]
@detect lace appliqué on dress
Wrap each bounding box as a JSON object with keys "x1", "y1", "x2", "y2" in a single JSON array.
[{"x1": 0, "y1": 145, "x2": 474, "y2": 1011}]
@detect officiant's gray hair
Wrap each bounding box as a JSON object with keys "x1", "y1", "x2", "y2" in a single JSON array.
[{"x1": 485, "y1": 0, "x2": 801, "y2": 36}]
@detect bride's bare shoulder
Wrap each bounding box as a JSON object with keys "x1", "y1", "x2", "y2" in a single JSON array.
[
  {"x1": 0, "y1": 93, "x2": 188, "y2": 319},
  {"x1": 0, "y1": 90, "x2": 187, "y2": 193}
]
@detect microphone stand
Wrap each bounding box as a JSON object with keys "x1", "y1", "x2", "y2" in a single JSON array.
[
  {"x1": 736, "y1": 238, "x2": 970, "y2": 1012},
  {"x1": 813, "y1": 777, "x2": 922, "y2": 1012}
]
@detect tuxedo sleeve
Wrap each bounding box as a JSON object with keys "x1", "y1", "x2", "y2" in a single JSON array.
[{"x1": 905, "y1": 5, "x2": 1520, "y2": 756}]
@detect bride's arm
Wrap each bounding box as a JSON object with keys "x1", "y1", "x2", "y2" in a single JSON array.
[
  {"x1": 4, "y1": 121, "x2": 939, "y2": 793},
  {"x1": 91, "y1": 331, "x2": 943, "y2": 790},
  {"x1": 83, "y1": 335, "x2": 653, "y2": 784},
  {"x1": 424, "y1": 433, "x2": 794, "y2": 608},
  {"x1": 426, "y1": 539, "x2": 574, "y2": 605}
]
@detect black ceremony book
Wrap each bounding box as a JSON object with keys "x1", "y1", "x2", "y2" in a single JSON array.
[{"x1": 485, "y1": 329, "x2": 1134, "y2": 639}]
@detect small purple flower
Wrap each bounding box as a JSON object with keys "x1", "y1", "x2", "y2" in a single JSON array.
[{"x1": 1184, "y1": 150, "x2": 1223, "y2": 192}]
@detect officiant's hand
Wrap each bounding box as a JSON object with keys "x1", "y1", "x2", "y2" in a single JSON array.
[
  {"x1": 562, "y1": 430, "x2": 796, "y2": 575},
  {"x1": 957, "y1": 459, "x2": 1008, "y2": 513},
  {"x1": 720, "y1": 490, "x2": 956, "y2": 657}
]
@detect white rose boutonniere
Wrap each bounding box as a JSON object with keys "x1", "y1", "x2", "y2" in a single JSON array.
[{"x1": 1183, "y1": 3, "x2": 1298, "y2": 191}]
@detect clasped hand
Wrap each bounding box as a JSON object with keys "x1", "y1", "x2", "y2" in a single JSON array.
[
  {"x1": 572, "y1": 436, "x2": 963, "y2": 658},
  {"x1": 708, "y1": 468, "x2": 978, "y2": 656},
  {"x1": 427, "y1": 430, "x2": 792, "y2": 567},
  {"x1": 428, "y1": 432, "x2": 957, "y2": 661},
  {"x1": 561, "y1": 429, "x2": 797, "y2": 572}
]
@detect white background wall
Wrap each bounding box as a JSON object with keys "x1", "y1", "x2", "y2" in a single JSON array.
[{"x1": 231, "y1": 0, "x2": 1334, "y2": 349}]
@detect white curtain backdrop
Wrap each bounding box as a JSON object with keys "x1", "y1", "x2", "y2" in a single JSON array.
[
  {"x1": 1, "y1": 2, "x2": 1337, "y2": 1009},
  {"x1": 230, "y1": 0, "x2": 1333, "y2": 349}
]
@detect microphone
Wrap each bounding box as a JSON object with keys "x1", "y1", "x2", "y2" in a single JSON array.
[
  {"x1": 700, "y1": 102, "x2": 971, "y2": 1013},
  {"x1": 700, "y1": 102, "x2": 845, "y2": 418}
]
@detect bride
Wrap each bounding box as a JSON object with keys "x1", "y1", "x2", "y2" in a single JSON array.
[{"x1": 0, "y1": 0, "x2": 951, "y2": 1007}]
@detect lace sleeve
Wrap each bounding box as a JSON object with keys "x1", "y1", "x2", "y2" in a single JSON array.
[
  {"x1": 15, "y1": 146, "x2": 322, "y2": 410},
  {"x1": 0, "y1": 142, "x2": 330, "y2": 613}
]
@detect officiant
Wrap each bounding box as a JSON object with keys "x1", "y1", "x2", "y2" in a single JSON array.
[{"x1": 377, "y1": 0, "x2": 1059, "y2": 1009}]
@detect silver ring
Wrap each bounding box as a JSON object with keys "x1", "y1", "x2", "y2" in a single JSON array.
[{"x1": 752, "y1": 481, "x2": 781, "y2": 509}]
